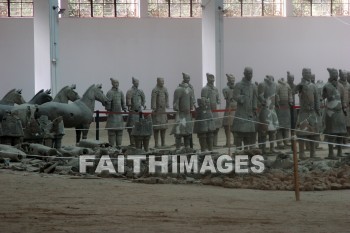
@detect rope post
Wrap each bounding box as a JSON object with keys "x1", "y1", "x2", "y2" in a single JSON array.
[
  {"x1": 95, "y1": 110, "x2": 100, "y2": 141},
  {"x1": 290, "y1": 105, "x2": 300, "y2": 201}
]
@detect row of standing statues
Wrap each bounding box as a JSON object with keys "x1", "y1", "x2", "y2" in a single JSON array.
[
  {"x1": 1, "y1": 66, "x2": 349, "y2": 159},
  {"x1": 106, "y1": 67, "x2": 350, "y2": 159}
]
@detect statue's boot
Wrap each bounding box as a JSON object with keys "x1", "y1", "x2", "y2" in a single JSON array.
[
  {"x1": 299, "y1": 141, "x2": 307, "y2": 160},
  {"x1": 160, "y1": 130, "x2": 166, "y2": 147},
  {"x1": 143, "y1": 137, "x2": 150, "y2": 152},
  {"x1": 175, "y1": 137, "x2": 181, "y2": 149},
  {"x1": 154, "y1": 130, "x2": 159, "y2": 148},
  {"x1": 326, "y1": 145, "x2": 337, "y2": 160},
  {"x1": 198, "y1": 135, "x2": 208, "y2": 152},
  {"x1": 207, "y1": 133, "x2": 214, "y2": 151},
  {"x1": 108, "y1": 132, "x2": 116, "y2": 147}
]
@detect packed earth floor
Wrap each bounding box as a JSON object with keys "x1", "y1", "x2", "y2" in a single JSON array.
[{"x1": 0, "y1": 121, "x2": 350, "y2": 233}]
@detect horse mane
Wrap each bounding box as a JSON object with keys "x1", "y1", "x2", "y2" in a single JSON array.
[
  {"x1": 82, "y1": 84, "x2": 96, "y2": 99},
  {"x1": 2, "y1": 89, "x2": 16, "y2": 99},
  {"x1": 56, "y1": 86, "x2": 69, "y2": 96}
]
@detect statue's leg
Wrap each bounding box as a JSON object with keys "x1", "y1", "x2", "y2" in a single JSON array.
[
  {"x1": 184, "y1": 135, "x2": 191, "y2": 149},
  {"x1": 224, "y1": 126, "x2": 230, "y2": 147},
  {"x1": 54, "y1": 136, "x2": 63, "y2": 149},
  {"x1": 153, "y1": 129, "x2": 159, "y2": 148},
  {"x1": 160, "y1": 129, "x2": 166, "y2": 147},
  {"x1": 234, "y1": 133, "x2": 242, "y2": 150},
  {"x1": 336, "y1": 135, "x2": 343, "y2": 157},
  {"x1": 128, "y1": 129, "x2": 135, "y2": 146},
  {"x1": 175, "y1": 136, "x2": 181, "y2": 149},
  {"x1": 108, "y1": 130, "x2": 116, "y2": 147},
  {"x1": 309, "y1": 137, "x2": 316, "y2": 158},
  {"x1": 135, "y1": 136, "x2": 142, "y2": 149},
  {"x1": 82, "y1": 124, "x2": 89, "y2": 140},
  {"x1": 207, "y1": 132, "x2": 214, "y2": 151},
  {"x1": 269, "y1": 131, "x2": 277, "y2": 153},
  {"x1": 276, "y1": 129, "x2": 283, "y2": 148},
  {"x1": 75, "y1": 128, "x2": 81, "y2": 143},
  {"x1": 116, "y1": 130, "x2": 123, "y2": 147},
  {"x1": 213, "y1": 128, "x2": 219, "y2": 147},
  {"x1": 260, "y1": 134, "x2": 267, "y2": 154},
  {"x1": 283, "y1": 129, "x2": 291, "y2": 147},
  {"x1": 143, "y1": 136, "x2": 150, "y2": 152},
  {"x1": 298, "y1": 139, "x2": 306, "y2": 159},
  {"x1": 198, "y1": 133, "x2": 207, "y2": 152}
]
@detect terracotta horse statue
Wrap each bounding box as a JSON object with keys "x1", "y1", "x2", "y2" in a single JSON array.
[
  {"x1": 53, "y1": 84, "x2": 80, "y2": 103},
  {"x1": 0, "y1": 89, "x2": 25, "y2": 106},
  {"x1": 27, "y1": 89, "x2": 53, "y2": 105},
  {"x1": 37, "y1": 84, "x2": 109, "y2": 142}
]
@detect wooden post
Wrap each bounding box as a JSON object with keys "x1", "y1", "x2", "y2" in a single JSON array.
[
  {"x1": 290, "y1": 105, "x2": 300, "y2": 201},
  {"x1": 227, "y1": 107, "x2": 232, "y2": 156}
]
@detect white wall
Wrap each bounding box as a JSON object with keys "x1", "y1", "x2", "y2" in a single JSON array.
[
  {"x1": 1, "y1": 16, "x2": 350, "y2": 110},
  {"x1": 0, "y1": 19, "x2": 35, "y2": 101},
  {"x1": 59, "y1": 18, "x2": 202, "y2": 110},
  {"x1": 223, "y1": 17, "x2": 350, "y2": 85}
]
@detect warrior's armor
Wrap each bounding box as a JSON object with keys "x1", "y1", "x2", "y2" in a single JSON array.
[{"x1": 151, "y1": 85, "x2": 169, "y2": 130}]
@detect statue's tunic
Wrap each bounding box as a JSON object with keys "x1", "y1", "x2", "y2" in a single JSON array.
[
  {"x1": 276, "y1": 80, "x2": 292, "y2": 128},
  {"x1": 106, "y1": 87, "x2": 125, "y2": 130},
  {"x1": 257, "y1": 80, "x2": 279, "y2": 132},
  {"x1": 338, "y1": 79, "x2": 350, "y2": 127},
  {"x1": 232, "y1": 78, "x2": 258, "y2": 133},
  {"x1": 222, "y1": 85, "x2": 237, "y2": 127},
  {"x1": 151, "y1": 86, "x2": 169, "y2": 130},
  {"x1": 201, "y1": 84, "x2": 221, "y2": 129},
  {"x1": 171, "y1": 83, "x2": 194, "y2": 136},
  {"x1": 295, "y1": 81, "x2": 320, "y2": 136},
  {"x1": 193, "y1": 105, "x2": 216, "y2": 134},
  {"x1": 126, "y1": 86, "x2": 145, "y2": 128},
  {"x1": 323, "y1": 82, "x2": 347, "y2": 135}
]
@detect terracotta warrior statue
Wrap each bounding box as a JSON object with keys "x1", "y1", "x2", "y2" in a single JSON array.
[
  {"x1": 222, "y1": 74, "x2": 237, "y2": 147},
  {"x1": 295, "y1": 68, "x2": 320, "y2": 159},
  {"x1": 105, "y1": 78, "x2": 126, "y2": 147},
  {"x1": 151, "y1": 77, "x2": 169, "y2": 148},
  {"x1": 276, "y1": 77, "x2": 293, "y2": 149},
  {"x1": 201, "y1": 73, "x2": 221, "y2": 147},
  {"x1": 193, "y1": 98, "x2": 215, "y2": 152},
  {"x1": 323, "y1": 68, "x2": 347, "y2": 159},
  {"x1": 231, "y1": 67, "x2": 258, "y2": 150},
  {"x1": 338, "y1": 69, "x2": 350, "y2": 141},
  {"x1": 287, "y1": 71, "x2": 296, "y2": 106},
  {"x1": 126, "y1": 77, "x2": 146, "y2": 146},
  {"x1": 171, "y1": 73, "x2": 195, "y2": 150},
  {"x1": 257, "y1": 75, "x2": 279, "y2": 154}
]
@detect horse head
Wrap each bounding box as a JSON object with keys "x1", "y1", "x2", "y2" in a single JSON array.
[
  {"x1": 29, "y1": 89, "x2": 53, "y2": 105},
  {"x1": 67, "y1": 85, "x2": 80, "y2": 102},
  {"x1": 0, "y1": 89, "x2": 25, "y2": 105},
  {"x1": 94, "y1": 84, "x2": 109, "y2": 107}
]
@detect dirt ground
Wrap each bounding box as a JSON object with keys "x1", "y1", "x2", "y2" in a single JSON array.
[{"x1": 1, "y1": 121, "x2": 350, "y2": 233}]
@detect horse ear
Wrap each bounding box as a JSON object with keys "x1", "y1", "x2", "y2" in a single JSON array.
[
  {"x1": 97, "y1": 84, "x2": 102, "y2": 89},
  {"x1": 71, "y1": 84, "x2": 76, "y2": 89},
  {"x1": 46, "y1": 89, "x2": 51, "y2": 94},
  {"x1": 17, "y1": 89, "x2": 22, "y2": 94},
  {"x1": 38, "y1": 89, "x2": 44, "y2": 94}
]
